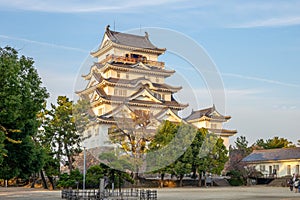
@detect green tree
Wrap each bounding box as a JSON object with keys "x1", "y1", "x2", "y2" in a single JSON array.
[
  {"x1": 99, "y1": 152, "x2": 134, "y2": 190},
  {"x1": 147, "y1": 120, "x2": 179, "y2": 186},
  {"x1": 0, "y1": 46, "x2": 48, "y2": 181},
  {"x1": 147, "y1": 121, "x2": 197, "y2": 187},
  {"x1": 42, "y1": 96, "x2": 84, "y2": 173},
  {"x1": 197, "y1": 134, "x2": 228, "y2": 175},
  {"x1": 86, "y1": 165, "x2": 104, "y2": 188},
  {"x1": 57, "y1": 169, "x2": 83, "y2": 189},
  {"x1": 254, "y1": 136, "x2": 295, "y2": 149},
  {"x1": 171, "y1": 148, "x2": 192, "y2": 187}
]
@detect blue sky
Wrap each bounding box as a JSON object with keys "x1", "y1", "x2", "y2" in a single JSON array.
[{"x1": 0, "y1": 0, "x2": 299, "y2": 145}]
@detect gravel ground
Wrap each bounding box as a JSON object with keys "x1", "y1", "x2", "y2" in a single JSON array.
[{"x1": 1, "y1": 186, "x2": 300, "y2": 200}]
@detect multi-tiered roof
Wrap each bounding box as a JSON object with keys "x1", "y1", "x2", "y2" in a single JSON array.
[{"x1": 77, "y1": 25, "x2": 187, "y2": 125}]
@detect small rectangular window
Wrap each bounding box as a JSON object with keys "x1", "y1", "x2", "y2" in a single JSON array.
[
  {"x1": 296, "y1": 165, "x2": 299, "y2": 174},
  {"x1": 287, "y1": 165, "x2": 291, "y2": 175},
  {"x1": 211, "y1": 123, "x2": 217, "y2": 129},
  {"x1": 98, "y1": 108, "x2": 103, "y2": 115},
  {"x1": 117, "y1": 72, "x2": 120, "y2": 78}
]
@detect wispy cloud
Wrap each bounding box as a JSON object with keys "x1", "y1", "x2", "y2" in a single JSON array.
[
  {"x1": 231, "y1": 16, "x2": 300, "y2": 28},
  {"x1": 222, "y1": 72, "x2": 300, "y2": 88},
  {"x1": 0, "y1": 0, "x2": 185, "y2": 13},
  {"x1": 0, "y1": 34, "x2": 88, "y2": 53}
]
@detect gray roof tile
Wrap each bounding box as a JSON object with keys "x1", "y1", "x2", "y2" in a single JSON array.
[
  {"x1": 106, "y1": 26, "x2": 163, "y2": 50},
  {"x1": 242, "y1": 147, "x2": 300, "y2": 162}
]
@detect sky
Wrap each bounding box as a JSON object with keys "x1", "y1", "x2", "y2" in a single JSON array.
[{"x1": 0, "y1": 0, "x2": 299, "y2": 146}]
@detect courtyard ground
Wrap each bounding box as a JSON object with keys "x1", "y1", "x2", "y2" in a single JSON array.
[{"x1": 1, "y1": 186, "x2": 300, "y2": 200}]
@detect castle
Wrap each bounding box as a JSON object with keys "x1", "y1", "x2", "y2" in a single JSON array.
[{"x1": 76, "y1": 25, "x2": 237, "y2": 150}]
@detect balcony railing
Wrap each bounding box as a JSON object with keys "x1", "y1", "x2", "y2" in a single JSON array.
[{"x1": 101, "y1": 55, "x2": 165, "y2": 68}]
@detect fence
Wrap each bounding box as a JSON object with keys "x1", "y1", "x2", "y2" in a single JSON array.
[{"x1": 61, "y1": 188, "x2": 157, "y2": 200}]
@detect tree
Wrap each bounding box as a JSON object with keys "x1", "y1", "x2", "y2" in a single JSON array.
[
  {"x1": 253, "y1": 136, "x2": 295, "y2": 149},
  {"x1": 99, "y1": 152, "x2": 134, "y2": 191},
  {"x1": 0, "y1": 46, "x2": 49, "y2": 181},
  {"x1": 197, "y1": 134, "x2": 228, "y2": 176},
  {"x1": 147, "y1": 120, "x2": 179, "y2": 187},
  {"x1": 42, "y1": 96, "x2": 85, "y2": 173},
  {"x1": 188, "y1": 128, "x2": 206, "y2": 186},
  {"x1": 107, "y1": 109, "x2": 154, "y2": 182},
  {"x1": 171, "y1": 148, "x2": 192, "y2": 187}
]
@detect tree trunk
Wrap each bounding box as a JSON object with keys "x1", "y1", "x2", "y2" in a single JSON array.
[
  {"x1": 179, "y1": 175, "x2": 184, "y2": 187},
  {"x1": 118, "y1": 171, "x2": 122, "y2": 194},
  {"x1": 48, "y1": 175, "x2": 56, "y2": 190},
  {"x1": 160, "y1": 173, "x2": 165, "y2": 188},
  {"x1": 65, "y1": 147, "x2": 73, "y2": 172},
  {"x1": 31, "y1": 174, "x2": 36, "y2": 188},
  {"x1": 198, "y1": 175, "x2": 202, "y2": 187},
  {"x1": 31, "y1": 179, "x2": 36, "y2": 188},
  {"x1": 40, "y1": 170, "x2": 49, "y2": 189}
]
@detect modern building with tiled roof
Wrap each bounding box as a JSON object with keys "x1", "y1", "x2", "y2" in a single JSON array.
[
  {"x1": 242, "y1": 148, "x2": 300, "y2": 177},
  {"x1": 77, "y1": 25, "x2": 236, "y2": 152}
]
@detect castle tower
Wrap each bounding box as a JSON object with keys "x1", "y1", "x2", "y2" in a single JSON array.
[{"x1": 76, "y1": 26, "x2": 188, "y2": 149}]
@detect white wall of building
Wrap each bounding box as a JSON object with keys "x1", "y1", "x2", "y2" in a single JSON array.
[{"x1": 250, "y1": 161, "x2": 300, "y2": 177}]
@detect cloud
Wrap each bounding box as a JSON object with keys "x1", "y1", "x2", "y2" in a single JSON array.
[
  {"x1": 231, "y1": 16, "x2": 300, "y2": 28},
  {"x1": 222, "y1": 72, "x2": 300, "y2": 88},
  {"x1": 0, "y1": 34, "x2": 88, "y2": 53},
  {"x1": 0, "y1": 0, "x2": 185, "y2": 13}
]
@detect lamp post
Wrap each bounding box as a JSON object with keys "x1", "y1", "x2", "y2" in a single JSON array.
[{"x1": 83, "y1": 146, "x2": 86, "y2": 191}]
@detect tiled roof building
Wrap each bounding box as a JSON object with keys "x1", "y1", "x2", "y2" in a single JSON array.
[{"x1": 242, "y1": 148, "x2": 300, "y2": 177}]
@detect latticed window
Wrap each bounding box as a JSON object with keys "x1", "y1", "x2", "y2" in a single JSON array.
[
  {"x1": 114, "y1": 89, "x2": 118, "y2": 95},
  {"x1": 260, "y1": 165, "x2": 266, "y2": 172}
]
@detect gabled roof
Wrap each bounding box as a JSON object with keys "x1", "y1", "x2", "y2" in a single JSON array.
[
  {"x1": 154, "y1": 108, "x2": 183, "y2": 123},
  {"x1": 91, "y1": 25, "x2": 166, "y2": 57},
  {"x1": 105, "y1": 25, "x2": 164, "y2": 51},
  {"x1": 185, "y1": 105, "x2": 231, "y2": 122},
  {"x1": 129, "y1": 87, "x2": 162, "y2": 103},
  {"x1": 242, "y1": 147, "x2": 300, "y2": 163}
]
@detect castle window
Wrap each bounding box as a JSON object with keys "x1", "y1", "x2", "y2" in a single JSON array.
[
  {"x1": 118, "y1": 89, "x2": 127, "y2": 96},
  {"x1": 211, "y1": 123, "x2": 217, "y2": 129},
  {"x1": 296, "y1": 165, "x2": 299, "y2": 174},
  {"x1": 114, "y1": 89, "x2": 118, "y2": 95},
  {"x1": 154, "y1": 93, "x2": 161, "y2": 100},
  {"x1": 98, "y1": 108, "x2": 103, "y2": 115},
  {"x1": 126, "y1": 73, "x2": 129, "y2": 79},
  {"x1": 117, "y1": 72, "x2": 120, "y2": 78},
  {"x1": 156, "y1": 77, "x2": 159, "y2": 83}
]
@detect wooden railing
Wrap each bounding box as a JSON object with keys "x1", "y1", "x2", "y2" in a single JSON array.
[{"x1": 101, "y1": 55, "x2": 165, "y2": 68}]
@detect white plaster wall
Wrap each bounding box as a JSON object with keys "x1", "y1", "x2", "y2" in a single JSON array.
[
  {"x1": 83, "y1": 124, "x2": 112, "y2": 149},
  {"x1": 252, "y1": 161, "x2": 300, "y2": 177}
]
